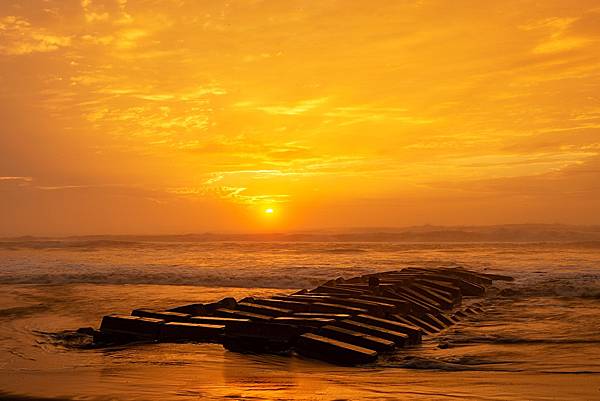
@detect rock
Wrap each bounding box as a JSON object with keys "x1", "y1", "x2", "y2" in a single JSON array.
[{"x1": 295, "y1": 333, "x2": 378, "y2": 365}]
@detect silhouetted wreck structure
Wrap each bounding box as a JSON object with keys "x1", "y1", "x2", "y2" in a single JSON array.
[{"x1": 87, "y1": 267, "x2": 512, "y2": 365}]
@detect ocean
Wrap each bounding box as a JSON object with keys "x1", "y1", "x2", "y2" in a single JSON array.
[{"x1": 1, "y1": 240, "x2": 599, "y2": 400}]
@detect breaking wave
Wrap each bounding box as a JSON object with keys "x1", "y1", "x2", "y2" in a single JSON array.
[
  {"x1": 0, "y1": 272, "x2": 318, "y2": 289},
  {"x1": 382, "y1": 355, "x2": 518, "y2": 372}
]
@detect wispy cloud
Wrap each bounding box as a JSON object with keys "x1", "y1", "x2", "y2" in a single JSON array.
[{"x1": 0, "y1": 16, "x2": 71, "y2": 55}]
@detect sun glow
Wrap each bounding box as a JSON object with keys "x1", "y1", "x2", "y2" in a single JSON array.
[{"x1": 1, "y1": 1, "x2": 599, "y2": 236}]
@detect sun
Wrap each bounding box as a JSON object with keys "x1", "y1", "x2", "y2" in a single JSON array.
[{"x1": 264, "y1": 208, "x2": 274, "y2": 214}]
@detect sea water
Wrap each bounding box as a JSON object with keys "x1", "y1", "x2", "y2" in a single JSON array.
[{"x1": 0, "y1": 240, "x2": 599, "y2": 400}]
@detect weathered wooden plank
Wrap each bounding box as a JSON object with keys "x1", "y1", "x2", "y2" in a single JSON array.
[
  {"x1": 159, "y1": 322, "x2": 224, "y2": 342},
  {"x1": 333, "y1": 320, "x2": 409, "y2": 346},
  {"x1": 249, "y1": 298, "x2": 311, "y2": 312},
  {"x1": 236, "y1": 302, "x2": 293, "y2": 317},
  {"x1": 309, "y1": 302, "x2": 368, "y2": 315},
  {"x1": 292, "y1": 312, "x2": 351, "y2": 320},
  {"x1": 214, "y1": 308, "x2": 273, "y2": 321},
  {"x1": 99, "y1": 314, "x2": 164, "y2": 340},
  {"x1": 131, "y1": 309, "x2": 191, "y2": 322},
  {"x1": 295, "y1": 333, "x2": 378, "y2": 365},
  {"x1": 189, "y1": 316, "x2": 251, "y2": 328},
  {"x1": 350, "y1": 314, "x2": 423, "y2": 344},
  {"x1": 319, "y1": 325, "x2": 395, "y2": 352},
  {"x1": 273, "y1": 317, "x2": 335, "y2": 328}
]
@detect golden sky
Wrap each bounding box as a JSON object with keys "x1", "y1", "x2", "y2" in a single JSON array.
[{"x1": 1, "y1": 0, "x2": 599, "y2": 235}]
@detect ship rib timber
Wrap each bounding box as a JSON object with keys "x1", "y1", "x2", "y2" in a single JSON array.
[{"x1": 88, "y1": 266, "x2": 510, "y2": 365}]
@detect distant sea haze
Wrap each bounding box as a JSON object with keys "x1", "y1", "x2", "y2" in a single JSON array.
[{"x1": 2, "y1": 224, "x2": 600, "y2": 243}]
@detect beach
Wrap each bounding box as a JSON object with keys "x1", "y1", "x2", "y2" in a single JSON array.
[{"x1": 1, "y1": 240, "x2": 599, "y2": 400}]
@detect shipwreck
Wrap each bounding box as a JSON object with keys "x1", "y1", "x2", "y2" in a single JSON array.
[{"x1": 83, "y1": 266, "x2": 513, "y2": 365}]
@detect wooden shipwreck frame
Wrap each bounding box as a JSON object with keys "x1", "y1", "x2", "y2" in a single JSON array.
[{"x1": 88, "y1": 267, "x2": 513, "y2": 365}]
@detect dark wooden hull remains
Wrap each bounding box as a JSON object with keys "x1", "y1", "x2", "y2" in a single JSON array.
[{"x1": 89, "y1": 267, "x2": 509, "y2": 365}]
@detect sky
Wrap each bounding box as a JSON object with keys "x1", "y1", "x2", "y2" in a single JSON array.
[{"x1": 1, "y1": 0, "x2": 599, "y2": 235}]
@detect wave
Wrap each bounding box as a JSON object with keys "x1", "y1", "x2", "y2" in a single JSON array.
[
  {"x1": 0, "y1": 240, "x2": 144, "y2": 250},
  {"x1": 491, "y1": 274, "x2": 600, "y2": 299},
  {"x1": 438, "y1": 334, "x2": 600, "y2": 346},
  {"x1": 381, "y1": 355, "x2": 518, "y2": 372},
  {"x1": 33, "y1": 330, "x2": 96, "y2": 350},
  {"x1": 0, "y1": 272, "x2": 316, "y2": 289},
  {"x1": 0, "y1": 304, "x2": 50, "y2": 319}
]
